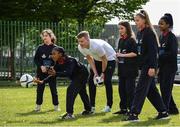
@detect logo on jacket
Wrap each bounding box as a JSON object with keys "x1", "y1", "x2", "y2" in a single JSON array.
[
  {"x1": 162, "y1": 43, "x2": 166, "y2": 48},
  {"x1": 42, "y1": 54, "x2": 46, "y2": 58}
]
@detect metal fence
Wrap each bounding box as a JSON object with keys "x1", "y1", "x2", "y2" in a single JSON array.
[{"x1": 0, "y1": 20, "x2": 119, "y2": 80}]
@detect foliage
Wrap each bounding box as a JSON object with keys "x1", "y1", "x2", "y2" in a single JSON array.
[{"x1": 0, "y1": 0, "x2": 149, "y2": 23}]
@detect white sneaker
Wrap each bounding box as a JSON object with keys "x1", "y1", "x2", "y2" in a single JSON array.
[
  {"x1": 54, "y1": 105, "x2": 60, "y2": 111},
  {"x1": 102, "y1": 106, "x2": 111, "y2": 112},
  {"x1": 34, "y1": 104, "x2": 41, "y2": 112},
  {"x1": 91, "y1": 107, "x2": 95, "y2": 113}
]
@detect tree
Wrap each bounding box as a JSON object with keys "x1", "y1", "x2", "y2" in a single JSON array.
[
  {"x1": 88, "y1": 0, "x2": 149, "y2": 21},
  {"x1": 0, "y1": 0, "x2": 149, "y2": 23},
  {"x1": 0, "y1": 0, "x2": 149, "y2": 79}
]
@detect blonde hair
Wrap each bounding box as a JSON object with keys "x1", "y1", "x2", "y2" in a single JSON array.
[
  {"x1": 76, "y1": 31, "x2": 90, "y2": 39},
  {"x1": 40, "y1": 29, "x2": 57, "y2": 43},
  {"x1": 136, "y1": 10, "x2": 160, "y2": 47}
]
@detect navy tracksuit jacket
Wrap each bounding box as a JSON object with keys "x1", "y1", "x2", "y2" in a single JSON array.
[{"x1": 158, "y1": 31, "x2": 178, "y2": 112}]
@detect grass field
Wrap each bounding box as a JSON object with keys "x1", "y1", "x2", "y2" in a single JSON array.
[{"x1": 0, "y1": 83, "x2": 180, "y2": 126}]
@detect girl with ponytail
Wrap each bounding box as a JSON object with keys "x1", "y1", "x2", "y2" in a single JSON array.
[
  {"x1": 126, "y1": 10, "x2": 169, "y2": 121},
  {"x1": 158, "y1": 13, "x2": 179, "y2": 115}
]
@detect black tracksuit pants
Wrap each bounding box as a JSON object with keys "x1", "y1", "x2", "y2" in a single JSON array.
[
  {"x1": 66, "y1": 68, "x2": 91, "y2": 114},
  {"x1": 159, "y1": 69, "x2": 178, "y2": 112},
  {"x1": 118, "y1": 77, "x2": 136, "y2": 110},
  {"x1": 36, "y1": 75, "x2": 59, "y2": 105},
  {"x1": 130, "y1": 67, "x2": 167, "y2": 114},
  {"x1": 88, "y1": 60, "x2": 116, "y2": 108}
]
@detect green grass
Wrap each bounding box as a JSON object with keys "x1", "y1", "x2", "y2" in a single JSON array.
[{"x1": 0, "y1": 84, "x2": 180, "y2": 126}]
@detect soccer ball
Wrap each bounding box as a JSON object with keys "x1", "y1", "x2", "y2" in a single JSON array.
[
  {"x1": 20, "y1": 74, "x2": 34, "y2": 88},
  {"x1": 93, "y1": 76, "x2": 104, "y2": 87}
]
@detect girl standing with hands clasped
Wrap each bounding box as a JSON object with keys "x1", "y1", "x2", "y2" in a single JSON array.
[
  {"x1": 158, "y1": 13, "x2": 179, "y2": 115},
  {"x1": 113, "y1": 21, "x2": 138, "y2": 115},
  {"x1": 127, "y1": 10, "x2": 169, "y2": 121},
  {"x1": 34, "y1": 29, "x2": 59, "y2": 112}
]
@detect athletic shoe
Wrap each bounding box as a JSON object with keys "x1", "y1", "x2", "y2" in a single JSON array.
[
  {"x1": 169, "y1": 108, "x2": 179, "y2": 115},
  {"x1": 102, "y1": 106, "x2": 111, "y2": 112},
  {"x1": 113, "y1": 109, "x2": 128, "y2": 115},
  {"x1": 155, "y1": 112, "x2": 169, "y2": 120},
  {"x1": 126, "y1": 113, "x2": 139, "y2": 122},
  {"x1": 81, "y1": 110, "x2": 93, "y2": 115},
  {"x1": 91, "y1": 107, "x2": 95, "y2": 113},
  {"x1": 34, "y1": 104, "x2": 41, "y2": 112},
  {"x1": 60, "y1": 113, "x2": 75, "y2": 119},
  {"x1": 54, "y1": 105, "x2": 60, "y2": 111}
]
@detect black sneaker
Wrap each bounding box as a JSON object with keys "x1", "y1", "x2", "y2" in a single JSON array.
[
  {"x1": 113, "y1": 109, "x2": 127, "y2": 115},
  {"x1": 126, "y1": 113, "x2": 139, "y2": 121},
  {"x1": 81, "y1": 110, "x2": 93, "y2": 115},
  {"x1": 169, "y1": 108, "x2": 179, "y2": 115},
  {"x1": 155, "y1": 112, "x2": 169, "y2": 120},
  {"x1": 60, "y1": 113, "x2": 75, "y2": 119}
]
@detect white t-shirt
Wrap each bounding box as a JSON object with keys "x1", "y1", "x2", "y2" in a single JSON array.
[{"x1": 78, "y1": 39, "x2": 116, "y2": 61}]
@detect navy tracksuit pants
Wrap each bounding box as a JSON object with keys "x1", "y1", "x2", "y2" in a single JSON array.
[
  {"x1": 118, "y1": 77, "x2": 136, "y2": 110},
  {"x1": 36, "y1": 75, "x2": 59, "y2": 106},
  {"x1": 88, "y1": 60, "x2": 116, "y2": 108},
  {"x1": 159, "y1": 69, "x2": 178, "y2": 112},
  {"x1": 130, "y1": 68, "x2": 167, "y2": 114},
  {"x1": 66, "y1": 67, "x2": 91, "y2": 114}
]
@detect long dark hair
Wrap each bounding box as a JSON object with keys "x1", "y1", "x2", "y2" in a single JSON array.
[
  {"x1": 118, "y1": 21, "x2": 135, "y2": 39},
  {"x1": 160, "y1": 13, "x2": 173, "y2": 29}
]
